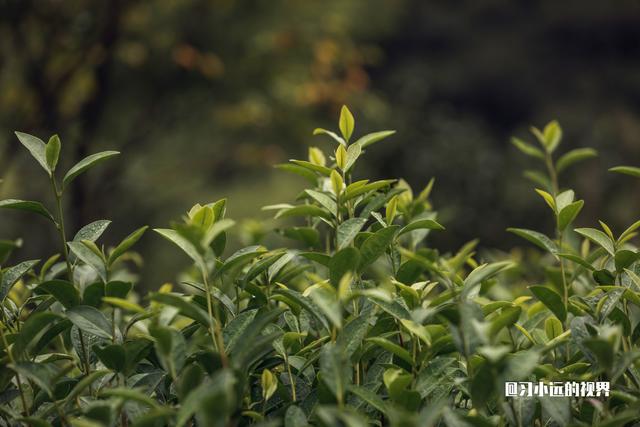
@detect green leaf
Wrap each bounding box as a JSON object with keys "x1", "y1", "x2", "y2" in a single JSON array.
[
  {"x1": 268, "y1": 250, "x2": 297, "y2": 282},
  {"x1": 100, "y1": 387, "x2": 160, "y2": 409},
  {"x1": 68, "y1": 240, "x2": 107, "y2": 282},
  {"x1": 344, "y1": 143, "x2": 362, "y2": 172},
  {"x1": 274, "y1": 204, "x2": 332, "y2": 221},
  {"x1": 320, "y1": 343, "x2": 351, "y2": 402},
  {"x1": 209, "y1": 287, "x2": 236, "y2": 316},
  {"x1": 175, "y1": 370, "x2": 237, "y2": 427},
  {"x1": 282, "y1": 227, "x2": 321, "y2": 248},
  {"x1": 400, "y1": 319, "x2": 431, "y2": 345},
  {"x1": 289, "y1": 159, "x2": 333, "y2": 176},
  {"x1": 36, "y1": 279, "x2": 81, "y2": 309},
  {"x1": 74, "y1": 220, "x2": 111, "y2": 242},
  {"x1": 558, "y1": 200, "x2": 584, "y2": 231},
  {"x1": 154, "y1": 228, "x2": 205, "y2": 270},
  {"x1": 313, "y1": 128, "x2": 346, "y2": 147},
  {"x1": 223, "y1": 309, "x2": 257, "y2": 353},
  {"x1": 511, "y1": 137, "x2": 544, "y2": 160},
  {"x1": 399, "y1": 218, "x2": 445, "y2": 235},
  {"x1": 63, "y1": 369, "x2": 110, "y2": 403},
  {"x1": 462, "y1": 261, "x2": 515, "y2": 299},
  {"x1": 609, "y1": 165, "x2": 640, "y2": 178},
  {"x1": 330, "y1": 169, "x2": 344, "y2": 196},
  {"x1": 105, "y1": 280, "x2": 132, "y2": 299},
  {"x1": 149, "y1": 325, "x2": 186, "y2": 379},
  {"x1": 275, "y1": 163, "x2": 317, "y2": 184},
  {"x1": 9, "y1": 362, "x2": 59, "y2": 396},
  {"x1": 614, "y1": 249, "x2": 639, "y2": 272},
  {"x1": 535, "y1": 188, "x2": 556, "y2": 212},
  {"x1": 329, "y1": 247, "x2": 360, "y2": 287},
  {"x1": 575, "y1": 227, "x2": 615, "y2": 256},
  {"x1": 470, "y1": 360, "x2": 494, "y2": 408},
  {"x1": 353, "y1": 130, "x2": 396, "y2": 149},
  {"x1": 15, "y1": 131, "x2": 49, "y2": 174},
  {"x1": 0, "y1": 199, "x2": 55, "y2": 222},
  {"x1": 12, "y1": 312, "x2": 63, "y2": 357},
  {"x1": 1, "y1": 259, "x2": 39, "y2": 300},
  {"x1": 150, "y1": 292, "x2": 210, "y2": 326},
  {"x1": 241, "y1": 251, "x2": 285, "y2": 284},
  {"x1": 359, "y1": 225, "x2": 400, "y2": 269},
  {"x1": 529, "y1": 285, "x2": 566, "y2": 322},
  {"x1": 545, "y1": 317, "x2": 563, "y2": 340},
  {"x1": 345, "y1": 179, "x2": 395, "y2": 202},
  {"x1": 229, "y1": 308, "x2": 285, "y2": 367},
  {"x1": 368, "y1": 295, "x2": 411, "y2": 320},
  {"x1": 16, "y1": 417, "x2": 53, "y2": 427},
  {"x1": 45, "y1": 134, "x2": 61, "y2": 172},
  {"x1": 507, "y1": 228, "x2": 558, "y2": 254},
  {"x1": 335, "y1": 143, "x2": 347, "y2": 170},
  {"x1": 217, "y1": 245, "x2": 267, "y2": 277},
  {"x1": 339, "y1": 106, "x2": 355, "y2": 141},
  {"x1": 107, "y1": 226, "x2": 148, "y2": 265},
  {"x1": 337, "y1": 313, "x2": 371, "y2": 358},
  {"x1": 284, "y1": 405, "x2": 309, "y2": 427},
  {"x1": 557, "y1": 252, "x2": 594, "y2": 271},
  {"x1": 67, "y1": 305, "x2": 113, "y2": 339},
  {"x1": 555, "y1": 189, "x2": 574, "y2": 211},
  {"x1": 556, "y1": 148, "x2": 597, "y2": 173},
  {"x1": 367, "y1": 337, "x2": 412, "y2": 363},
  {"x1": 274, "y1": 288, "x2": 330, "y2": 332},
  {"x1": 62, "y1": 151, "x2": 120, "y2": 188},
  {"x1": 489, "y1": 306, "x2": 521, "y2": 336},
  {"x1": 542, "y1": 120, "x2": 562, "y2": 153},
  {"x1": 261, "y1": 369, "x2": 278, "y2": 401},
  {"x1": 93, "y1": 344, "x2": 126, "y2": 372},
  {"x1": 203, "y1": 219, "x2": 235, "y2": 248},
  {"x1": 619, "y1": 220, "x2": 640, "y2": 243},
  {"x1": 308, "y1": 286, "x2": 342, "y2": 328},
  {"x1": 102, "y1": 297, "x2": 145, "y2": 313},
  {"x1": 539, "y1": 396, "x2": 570, "y2": 425},
  {"x1": 305, "y1": 189, "x2": 337, "y2": 214},
  {"x1": 336, "y1": 217, "x2": 367, "y2": 249},
  {"x1": 300, "y1": 251, "x2": 331, "y2": 267},
  {"x1": 308, "y1": 146, "x2": 327, "y2": 167},
  {"x1": 349, "y1": 385, "x2": 388, "y2": 413}
]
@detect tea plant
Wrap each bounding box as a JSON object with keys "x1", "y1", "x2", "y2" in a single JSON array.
[{"x1": 0, "y1": 109, "x2": 639, "y2": 427}]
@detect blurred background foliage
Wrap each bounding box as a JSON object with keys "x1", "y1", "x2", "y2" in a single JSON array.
[{"x1": 1, "y1": 0, "x2": 639, "y2": 286}]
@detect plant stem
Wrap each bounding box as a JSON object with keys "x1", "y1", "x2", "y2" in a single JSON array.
[
  {"x1": 546, "y1": 153, "x2": 573, "y2": 365},
  {"x1": 285, "y1": 355, "x2": 297, "y2": 402},
  {"x1": 546, "y1": 153, "x2": 570, "y2": 322},
  {"x1": 202, "y1": 270, "x2": 228, "y2": 367},
  {"x1": 50, "y1": 177, "x2": 73, "y2": 282},
  {"x1": 50, "y1": 176, "x2": 93, "y2": 378}
]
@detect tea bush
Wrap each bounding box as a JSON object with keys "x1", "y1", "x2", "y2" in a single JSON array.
[{"x1": 1, "y1": 108, "x2": 640, "y2": 427}]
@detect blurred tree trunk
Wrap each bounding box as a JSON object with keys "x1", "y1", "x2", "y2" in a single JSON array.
[{"x1": 71, "y1": 0, "x2": 124, "y2": 232}]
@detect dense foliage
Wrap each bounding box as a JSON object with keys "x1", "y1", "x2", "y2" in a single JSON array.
[{"x1": 1, "y1": 109, "x2": 640, "y2": 426}]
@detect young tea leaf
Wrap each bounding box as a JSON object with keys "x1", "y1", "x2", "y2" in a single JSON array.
[
  {"x1": 339, "y1": 105, "x2": 355, "y2": 142},
  {"x1": 0, "y1": 199, "x2": 55, "y2": 222},
  {"x1": 63, "y1": 150, "x2": 120, "y2": 188},
  {"x1": 15, "y1": 132, "x2": 50, "y2": 174},
  {"x1": 108, "y1": 226, "x2": 148, "y2": 266},
  {"x1": 45, "y1": 134, "x2": 61, "y2": 172},
  {"x1": 529, "y1": 285, "x2": 566, "y2": 322},
  {"x1": 609, "y1": 166, "x2": 640, "y2": 178}
]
